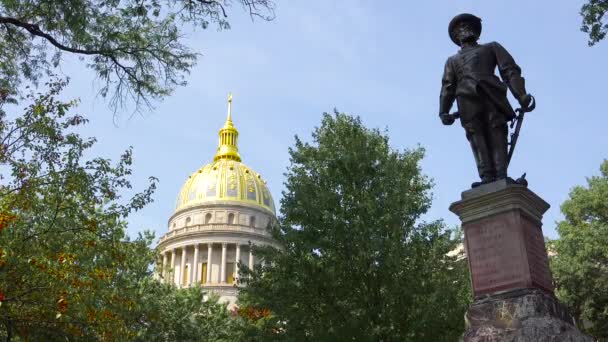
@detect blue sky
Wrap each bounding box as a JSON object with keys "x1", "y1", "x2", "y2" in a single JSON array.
[{"x1": 59, "y1": 0, "x2": 607, "y2": 240}]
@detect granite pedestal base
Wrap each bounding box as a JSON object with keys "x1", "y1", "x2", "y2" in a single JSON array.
[
  {"x1": 464, "y1": 289, "x2": 592, "y2": 342},
  {"x1": 450, "y1": 180, "x2": 590, "y2": 341}
]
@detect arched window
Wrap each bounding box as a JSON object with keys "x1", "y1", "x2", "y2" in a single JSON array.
[
  {"x1": 204, "y1": 213, "x2": 212, "y2": 224},
  {"x1": 227, "y1": 213, "x2": 235, "y2": 224},
  {"x1": 185, "y1": 217, "x2": 192, "y2": 226},
  {"x1": 249, "y1": 216, "x2": 256, "y2": 228}
]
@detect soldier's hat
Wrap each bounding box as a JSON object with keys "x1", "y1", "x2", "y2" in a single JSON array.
[{"x1": 448, "y1": 13, "x2": 482, "y2": 46}]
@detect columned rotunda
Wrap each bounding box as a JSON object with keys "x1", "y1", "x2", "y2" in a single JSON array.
[{"x1": 157, "y1": 94, "x2": 277, "y2": 306}]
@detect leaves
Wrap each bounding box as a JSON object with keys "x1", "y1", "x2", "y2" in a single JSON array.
[
  {"x1": 0, "y1": 211, "x2": 16, "y2": 231},
  {"x1": 238, "y1": 111, "x2": 471, "y2": 341},
  {"x1": 550, "y1": 159, "x2": 608, "y2": 338},
  {"x1": 581, "y1": 0, "x2": 608, "y2": 46},
  {"x1": 0, "y1": 0, "x2": 275, "y2": 110},
  {"x1": 0, "y1": 78, "x2": 152, "y2": 338}
]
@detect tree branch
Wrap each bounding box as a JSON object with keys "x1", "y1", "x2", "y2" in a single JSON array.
[
  {"x1": 194, "y1": 0, "x2": 228, "y2": 17},
  {"x1": 0, "y1": 16, "x2": 105, "y2": 56},
  {"x1": 0, "y1": 16, "x2": 141, "y2": 88}
]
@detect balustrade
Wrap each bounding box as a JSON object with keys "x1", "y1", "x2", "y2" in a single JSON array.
[{"x1": 158, "y1": 223, "x2": 268, "y2": 243}]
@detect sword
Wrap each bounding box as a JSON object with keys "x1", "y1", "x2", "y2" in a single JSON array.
[{"x1": 507, "y1": 96, "x2": 535, "y2": 167}]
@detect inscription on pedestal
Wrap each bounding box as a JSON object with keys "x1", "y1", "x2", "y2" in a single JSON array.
[
  {"x1": 465, "y1": 213, "x2": 529, "y2": 295},
  {"x1": 522, "y1": 217, "x2": 554, "y2": 292}
]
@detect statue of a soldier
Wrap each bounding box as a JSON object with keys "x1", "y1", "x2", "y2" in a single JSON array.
[{"x1": 439, "y1": 13, "x2": 535, "y2": 187}]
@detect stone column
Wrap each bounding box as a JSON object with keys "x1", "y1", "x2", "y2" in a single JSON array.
[
  {"x1": 206, "y1": 243, "x2": 213, "y2": 284},
  {"x1": 235, "y1": 244, "x2": 241, "y2": 282},
  {"x1": 248, "y1": 246, "x2": 254, "y2": 270},
  {"x1": 170, "y1": 248, "x2": 176, "y2": 286},
  {"x1": 187, "y1": 245, "x2": 194, "y2": 286},
  {"x1": 180, "y1": 247, "x2": 187, "y2": 288},
  {"x1": 192, "y1": 244, "x2": 199, "y2": 284},
  {"x1": 450, "y1": 180, "x2": 591, "y2": 341},
  {"x1": 220, "y1": 242, "x2": 227, "y2": 283},
  {"x1": 162, "y1": 252, "x2": 168, "y2": 282}
]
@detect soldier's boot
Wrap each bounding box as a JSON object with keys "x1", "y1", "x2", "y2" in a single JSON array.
[
  {"x1": 467, "y1": 130, "x2": 494, "y2": 187},
  {"x1": 489, "y1": 124, "x2": 509, "y2": 180}
]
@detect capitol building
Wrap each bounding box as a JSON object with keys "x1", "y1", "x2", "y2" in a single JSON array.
[{"x1": 157, "y1": 94, "x2": 277, "y2": 306}]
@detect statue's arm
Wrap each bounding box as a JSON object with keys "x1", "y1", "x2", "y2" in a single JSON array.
[
  {"x1": 492, "y1": 42, "x2": 528, "y2": 103},
  {"x1": 440, "y1": 58, "x2": 456, "y2": 115}
]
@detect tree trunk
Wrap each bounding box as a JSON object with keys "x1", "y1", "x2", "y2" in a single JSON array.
[{"x1": 4, "y1": 319, "x2": 13, "y2": 342}]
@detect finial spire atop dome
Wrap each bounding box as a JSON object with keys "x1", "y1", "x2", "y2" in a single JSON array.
[
  {"x1": 214, "y1": 92, "x2": 241, "y2": 162},
  {"x1": 227, "y1": 92, "x2": 233, "y2": 122}
]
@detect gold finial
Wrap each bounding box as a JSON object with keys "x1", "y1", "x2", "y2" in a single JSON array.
[
  {"x1": 214, "y1": 92, "x2": 241, "y2": 162},
  {"x1": 227, "y1": 92, "x2": 233, "y2": 121}
]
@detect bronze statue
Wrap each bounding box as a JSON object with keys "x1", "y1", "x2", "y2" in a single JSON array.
[{"x1": 439, "y1": 13, "x2": 535, "y2": 187}]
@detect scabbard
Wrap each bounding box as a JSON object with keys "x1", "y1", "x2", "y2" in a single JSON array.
[{"x1": 507, "y1": 112, "x2": 525, "y2": 167}]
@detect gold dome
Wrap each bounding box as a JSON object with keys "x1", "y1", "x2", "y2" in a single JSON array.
[{"x1": 174, "y1": 94, "x2": 276, "y2": 214}]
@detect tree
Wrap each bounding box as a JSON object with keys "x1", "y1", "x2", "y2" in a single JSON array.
[
  {"x1": 0, "y1": 0, "x2": 275, "y2": 109},
  {"x1": 0, "y1": 79, "x2": 243, "y2": 340},
  {"x1": 550, "y1": 160, "x2": 608, "y2": 339},
  {"x1": 581, "y1": 0, "x2": 608, "y2": 46},
  {"x1": 0, "y1": 78, "x2": 152, "y2": 339},
  {"x1": 129, "y1": 285, "x2": 246, "y2": 341},
  {"x1": 238, "y1": 112, "x2": 471, "y2": 341}
]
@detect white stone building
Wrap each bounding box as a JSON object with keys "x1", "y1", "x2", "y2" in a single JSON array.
[{"x1": 157, "y1": 94, "x2": 277, "y2": 306}]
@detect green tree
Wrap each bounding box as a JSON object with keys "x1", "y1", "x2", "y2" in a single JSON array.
[
  {"x1": 550, "y1": 160, "x2": 608, "y2": 339},
  {"x1": 130, "y1": 285, "x2": 245, "y2": 341},
  {"x1": 581, "y1": 0, "x2": 608, "y2": 46},
  {"x1": 0, "y1": 79, "x2": 243, "y2": 340},
  {"x1": 238, "y1": 112, "x2": 471, "y2": 341},
  {"x1": 0, "y1": 0, "x2": 274, "y2": 109}
]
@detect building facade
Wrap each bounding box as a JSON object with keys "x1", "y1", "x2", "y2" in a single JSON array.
[{"x1": 157, "y1": 94, "x2": 277, "y2": 306}]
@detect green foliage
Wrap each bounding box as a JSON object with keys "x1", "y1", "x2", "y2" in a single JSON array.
[
  {"x1": 0, "y1": 78, "x2": 150, "y2": 338},
  {"x1": 0, "y1": 0, "x2": 275, "y2": 109},
  {"x1": 130, "y1": 285, "x2": 244, "y2": 342},
  {"x1": 581, "y1": 0, "x2": 608, "y2": 46},
  {"x1": 0, "y1": 79, "x2": 243, "y2": 340},
  {"x1": 239, "y1": 112, "x2": 471, "y2": 341},
  {"x1": 550, "y1": 160, "x2": 608, "y2": 339}
]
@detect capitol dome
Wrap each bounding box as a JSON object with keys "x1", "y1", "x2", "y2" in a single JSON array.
[
  {"x1": 174, "y1": 101, "x2": 275, "y2": 215},
  {"x1": 175, "y1": 159, "x2": 275, "y2": 215},
  {"x1": 157, "y1": 94, "x2": 277, "y2": 307}
]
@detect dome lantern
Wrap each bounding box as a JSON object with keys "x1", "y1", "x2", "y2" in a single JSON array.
[{"x1": 214, "y1": 92, "x2": 241, "y2": 162}]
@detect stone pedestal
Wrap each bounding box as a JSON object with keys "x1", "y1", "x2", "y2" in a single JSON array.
[
  {"x1": 450, "y1": 180, "x2": 591, "y2": 341},
  {"x1": 463, "y1": 289, "x2": 592, "y2": 341}
]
